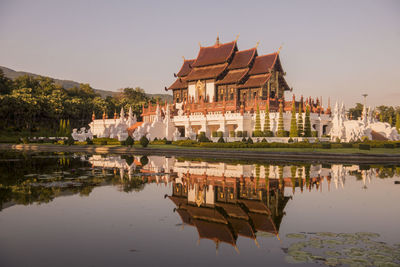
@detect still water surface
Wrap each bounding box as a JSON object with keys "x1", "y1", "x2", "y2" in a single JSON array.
[{"x1": 0, "y1": 152, "x2": 399, "y2": 267}]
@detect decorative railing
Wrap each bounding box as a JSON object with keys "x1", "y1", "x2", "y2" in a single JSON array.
[{"x1": 141, "y1": 95, "x2": 330, "y2": 118}]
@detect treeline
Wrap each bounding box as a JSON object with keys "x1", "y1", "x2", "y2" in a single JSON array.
[
  {"x1": 0, "y1": 70, "x2": 156, "y2": 135},
  {"x1": 348, "y1": 103, "x2": 400, "y2": 129}
]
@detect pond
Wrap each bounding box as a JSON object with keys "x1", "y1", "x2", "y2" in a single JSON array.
[{"x1": 0, "y1": 152, "x2": 399, "y2": 267}]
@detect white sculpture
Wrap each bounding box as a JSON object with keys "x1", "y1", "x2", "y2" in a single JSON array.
[
  {"x1": 329, "y1": 102, "x2": 399, "y2": 142},
  {"x1": 72, "y1": 127, "x2": 93, "y2": 141}
]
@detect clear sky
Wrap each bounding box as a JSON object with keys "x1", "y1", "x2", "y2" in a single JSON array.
[{"x1": 1, "y1": 0, "x2": 399, "y2": 107}]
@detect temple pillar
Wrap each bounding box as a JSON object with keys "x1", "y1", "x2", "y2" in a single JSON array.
[
  {"x1": 318, "y1": 117, "x2": 323, "y2": 137},
  {"x1": 217, "y1": 116, "x2": 227, "y2": 137}
]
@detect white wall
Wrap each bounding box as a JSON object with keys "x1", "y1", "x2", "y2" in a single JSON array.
[
  {"x1": 188, "y1": 83, "x2": 196, "y2": 100},
  {"x1": 206, "y1": 80, "x2": 215, "y2": 102}
]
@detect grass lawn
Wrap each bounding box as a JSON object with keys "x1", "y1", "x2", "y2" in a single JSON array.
[
  {"x1": 144, "y1": 144, "x2": 400, "y2": 155},
  {"x1": 3, "y1": 142, "x2": 400, "y2": 155}
]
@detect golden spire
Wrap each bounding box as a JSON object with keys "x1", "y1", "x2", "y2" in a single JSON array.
[
  {"x1": 215, "y1": 34, "x2": 220, "y2": 46},
  {"x1": 277, "y1": 43, "x2": 284, "y2": 54},
  {"x1": 235, "y1": 34, "x2": 240, "y2": 41},
  {"x1": 182, "y1": 56, "x2": 185, "y2": 61},
  {"x1": 255, "y1": 41, "x2": 260, "y2": 48},
  {"x1": 198, "y1": 41, "x2": 202, "y2": 48}
]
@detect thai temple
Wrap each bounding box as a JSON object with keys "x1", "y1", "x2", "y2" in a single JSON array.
[{"x1": 79, "y1": 37, "x2": 399, "y2": 142}]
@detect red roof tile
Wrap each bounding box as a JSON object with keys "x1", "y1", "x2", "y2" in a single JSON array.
[
  {"x1": 228, "y1": 48, "x2": 257, "y2": 70},
  {"x1": 176, "y1": 59, "x2": 195, "y2": 77},
  {"x1": 167, "y1": 77, "x2": 187, "y2": 90},
  {"x1": 186, "y1": 63, "x2": 228, "y2": 81},
  {"x1": 193, "y1": 219, "x2": 236, "y2": 246},
  {"x1": 248, "y1": 53, "x2": 278, "y2": 75},
  {"x1": 192, "y1": 41, "x2": 237, "y2": 67},
  {"x1": 215, "y1": 68, "x2": 248, "y2": 85},
  {"x1": 237, "y1": 74, "x2": 271, "y2": 89}
]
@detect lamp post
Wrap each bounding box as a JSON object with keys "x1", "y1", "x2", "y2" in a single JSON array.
[
  {"x1": 362, "y1": 94, "x2": 368, "y2": 122},
  {"x1": 362, "y1": 94, "x2": 368, "y2": 107}
]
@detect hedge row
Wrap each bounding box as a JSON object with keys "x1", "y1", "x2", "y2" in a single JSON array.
[{"x1": 170, "y1": 140, "x2": 400, "y2": 149}]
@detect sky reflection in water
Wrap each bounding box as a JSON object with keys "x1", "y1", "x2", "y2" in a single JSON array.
[{"x1": 0, "y1": 152, "x2": 399, "y2": 267}]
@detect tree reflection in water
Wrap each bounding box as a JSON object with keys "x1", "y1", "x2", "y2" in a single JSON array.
[{"x1": 0, "y1": 152, "x2": 399, "y2": 254}]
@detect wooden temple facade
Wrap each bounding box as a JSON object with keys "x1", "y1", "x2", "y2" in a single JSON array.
[{"x1": 137, "y1": 37, "x2": 333, "y2": 141}]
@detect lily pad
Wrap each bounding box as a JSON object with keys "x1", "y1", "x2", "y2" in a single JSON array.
[
  {"x1": 373, "y1": 261, "x2": 400, "y2": 267},
  {"x1": 288, "y1": 242, "x2": 307, "y2": 251},
  {"x1": 323, "y1": 239, "x2": 344, "y2": 246},
  {"x1": 316, "y1": 232, "x2": 338, "y2": 238},
  {"x1": 355, "y1": 232, "x2": 380, "y2": 239},
  {"x1": 310, "y1": 255, "x2": 325, "y2": 261},
  {"x1": 286, "y1": 233, "x2": 307, "y2": 239},
  {"x1": 325, "y1": 251, "x2": 342, "y2": 257},
  {"x1": 368, "y1": 253, "x2": 394, "y2": 262},
  {"x1": 325, "y1": 257, "x2": 340, "y2": 266}
]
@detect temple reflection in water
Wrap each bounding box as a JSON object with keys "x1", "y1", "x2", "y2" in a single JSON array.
[{"x1": 88, "y1": 155, "x2": 377, "y2": 250}]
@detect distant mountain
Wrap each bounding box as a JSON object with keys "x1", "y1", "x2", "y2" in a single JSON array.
[{"x1": 0, "y1": 66, "x2": 172, "y2": 101}]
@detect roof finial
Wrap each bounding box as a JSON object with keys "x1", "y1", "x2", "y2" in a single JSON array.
[
  {"x1": 255, "y1": 41, "x2": 260, "y2": 48},
  {"x1": 215, "y1": 34, "x2": 220, "y2": 46},
  {"x1": 235, "y1": 34, "x2": 240, "y2": 41},
  {"x1": 277, "y1": 43, "x2": 284, "y2": 54},
  {"x1": 182, "y1": 56, "x2": 185, "y2": 61},
  {"x1": 198, "y1": 41, "x2": 201, "y2": 48}
]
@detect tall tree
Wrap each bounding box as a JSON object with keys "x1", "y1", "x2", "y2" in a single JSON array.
[
  {"x1": 254, "y1": 103, "x2": 262, "y2": 136},
  {"x1": 264, "y1": 102, "x2": 271, "y2": 133},
  {"x1": 0, "y1": 69, "x2": 12, "y2": 95},
  {"x1": 277, "y1": 102, "x2": 285, "y2": 137},
  {"x1": 348, "y1": 103, "x2": 363, "y2": 120},
  {"x1": 289, "y1": 101, "x2": 298, "y2": 137},
  {"x1": 304, "y1": 105, "x2": 312, "y2": 137},
  {"x1": 396, "y1": 113, "x2": 400, "y2": 133}
]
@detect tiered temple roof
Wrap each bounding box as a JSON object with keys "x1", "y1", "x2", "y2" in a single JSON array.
[{"x1": 167, "y1": 38, "x2": 289, "y2": 91}]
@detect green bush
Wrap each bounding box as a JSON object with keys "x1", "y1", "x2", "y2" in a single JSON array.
[
  {"x1": 217, "y1": 131, "x2": 224, "y2": 137},
  {"x1": 21, "y1": 137, "x2": 29, "y2": 144},
  {"x1": 264, "y1": 130, "x2": 274, "y2": 137},
  {"x1": 253, "y1": 130, "x2": 264, "y2": 137},
  {"x1": 86, "y1": 137, "x2": 93, "y2": 145},
  {"x1": 126, "y1": 135, "x2": 134, "y2": 147},
  {"x1": 217, "y1": 137, "x2": 225, "y2": 143},
  {"x1": 361, "y1": 136, "x2": 369, "y2": 142},
  {"x1": 212, "y1": 131, "x2": 218, "y2": 137},
  {"x1": 321, "y1": 143, "x2": 331, "y2": 149},
  {"x1": 384, "y1": 143, "x2": 395, "y2": 149},
  {"x1": 172, "y1": 140, "x2": 198, "y2": 147},
  {"x1": 288, "y1": 137, "x2": 294, "y2": 143},
  {"x1": 197, "y1": 133, "x2": 211, "y2": 142},
  {"x1": 165, "y1": 140, "x2": 172, "y2": 144},
  {"x1": 247, "y1": 137, "x2": 253, "y2": 144},
  {"x1": 66, "y1": 135, "x2": 75, "y2": 146},
  {"x1": 140, "y1": 136, "x2": 149, "y2": 147},
  {"x1": 359, "y1": 144, "x2": 370, "y2": 150},
  {"x1": 100, "y1": 140, "x2": 107, "y2": 146},
  {"x1": 236, "y1": 131, "x2": 243, "y2": 137},
  {"x1": 241, "y1": 137, "x2": 247, "y2": 142},
  {"x1": 229, "y1": 131, "x2": 235, "y2": 137},
  {"x1": 312, "y1": 131, "x2": 318, "y2": 137},
  {"x1": 341, "y1": 143, "x2": 353, "y2": 148},
  {"x1": 120, "y1": 140, "x2": 126, "y2": 146},
  {"x1": 140, "y1": 156, "x2": 149, "y2": 166}
]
